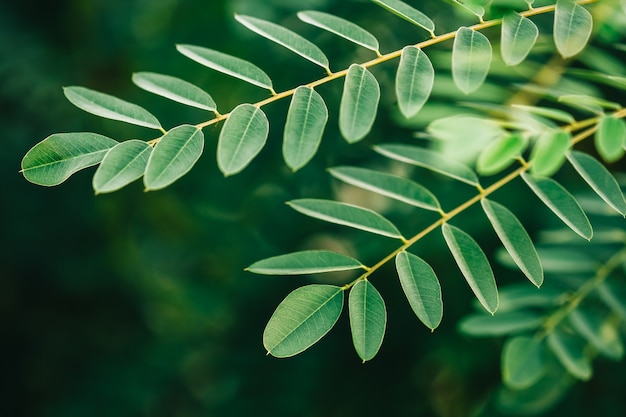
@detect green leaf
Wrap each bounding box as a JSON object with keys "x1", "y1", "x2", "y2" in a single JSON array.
[
  {"x1": 511, "y1": 104, "x2": 575, "y2": 124},
  {"x1": 63, "y1": 86, "x2": 162, "y2": 130},
  {"x1": 567, "y1": 151, "x2": 626, "y2": 216},
  {"x1": 132, "y1": 72, "x2": 217, "y2": 113},
  {"x1": 481, "y1": 199, "x2": 543, "y2": 287},
  {"x1": 501, "y1": 12, "x2": 539, "y2": 66},
  {"x1": 495, "y1": 284, "x2": 563, "y2": 313},
  {"x1": 263, "y1": 284, "x2": 344, "y2": 357},
  {"x1": 554, "y1": 0, "x2": 593, "y2": 58},
  {"x1": 521, "y1": 173, "x2": 593, "y2": 240},
  {"x1": 558, "y1": 94, "x2": 621, "y2": 114},
  {"x1": 374, "y1": 144, "x2": 480, "y2": 186},
  {"x1": 442, "y1": 223, "x2": 499, "y2": 314},
  {"x1": 144, "y1": 125, "x2": 204, "y2": 191},
  {"x1": 476, "y1": 134, "x2": 526, "y2": 176},
  {"x1": 395, "y1": 251, "x2": 443, "y2": 330},
  {"x1": 458, "y1": 311, "x2": 543, "y2": 337},
  {"x1": 452, "y1": 27, "x2": 492, "y2": 94},
  {"x1": 21, "y1": 133, "x2": 118, "y2": 186},
  {"x1": 247, "y1": 250, "x2": 365, "y2": 275},
  {"x1": 597, "y1": 279, "x2": 626, "y2": 320},
  {"x1": 536, "y1": 248, "x2": 598, "y2": 273},
  {"x1": 217, "y1": 104, "x2": 269, "y2": 176},
  {"x1": 235, "y1": 14, "x2": 330, "y2": 71},
  {"x1": 371, "y1": 0, "x2": 435, "y2": 36},
  {"x1": 349, "y1": 280, "x2": 387, "y2": 362},
  {"x1": 529, "y1": 130, "x2": 571, "y2": 177},
  {"x1": 502, "y1": 336, "x2": 547, "y2": 389},
  {"x1": 328, "y1": 166, "x2": 441, "y2": 212},
  {"x1": 297, "y1": 11, "x2": 379, "y2": 52},
  {"x1": 395, "y1": 46, "x2": 434, "y2": 118},
  {"x1": 93, "y1": 140, "x2": 152, "y2": 194},
  {"x1": 283, "y1": 86, "x2": 328, "y2": 171},
  {"x1": 176, "y1": 44, "x2": 274, "y2": 92},
  {"x1": 547, "y1": 328, "x2": 592, "y2": 380},
  {"x1": 595, "y1": 115, "x2": 626, "y2": 163},
  {"x1": 339, "y1": 64, "x2": 380, "y2": 143},
  {"x1": 287, "y1": 199, "x2": 404, "y2": 239},
  {"x1": 569, "y1": 307, "x2": 624, "y2": 361}
]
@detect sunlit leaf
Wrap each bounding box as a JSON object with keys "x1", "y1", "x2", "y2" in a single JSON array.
[
  {"x1": 93, "y1": 140, "x2": 152, "y2": 194},
  {"x1": 502, "y1": 336, "x2": 547, "y2": 389},
  {"x1": 63, "y1": 86, "x2": 162, "y2": 130},
  {"x1": 442, "y1": 223, "x2": 499, "y2": 314},
  {"x1": 328, "y1": 166, "x2": 441, "y2": 211},
  {"x1": 597, "y1": 279, "x2": 626, "y2": 320},
  {"x1": 396, "y1": 46, "x2": 434, "y2": 118},
  {"x1": 132, "y1": 72, "x2": 217, "y2": 112},
  {"x1": 349, "y1": 280, "x2": 387, "y2": 362},
  {"x1": 263, "y1": 284, "x2": 344, "y2": 357},
  {"x1": 569, "y1": 307, "x2": 624, "y2": 361},
  {"x1": 452, "y1": 27, "x2": 492, "y2": 94},
  {"x1": 547, "y1": 328, "x2": 592, "y2": 380},
  {"x1": 458, "y1": 311, "x2": 543, "y2": 337},
  {"x1": 476, "y1": 134, "x2": 526, "y2": 176},
  {"x1": 144, "y1": 125, "x2": 204, "y2": 191},
  {"x1": 297, "y1": 11, "x2": 379, "y2": 52},
  {"x1": 595, "y1": 115, "x2": 626, "y2": 163},
  {"x1": 529, "y1": 130, "x2": 571, "y2": 177},
  {"x1": 339, "y1": 64, "x2": 380, "y2": 143},
  {"x1": 21, "y1": 133, "x2": 118, "y2": 186},
  {"x1": 558, "y1": 94, "x2": 620, "y2": 114},
  {"x1": 247, "y1": 250, "x2": 365, "y2": 275},
  {"x1": 454, "y1": 0, "x2": 486, "y2": 20},
  {"x1": 176, "y1": 44, "x2": 274, "y2": 91},
  {"x1": 287, "y1": 199, "x2": 404, "y2": 239},
  {"x1": 511, "y1": 104, "x2": 575, "y2": 124},
  {"x1": 395, "y1": 251, "x2": 443, "y2": 330},
  {"x1": 217, "y1": 103, "x2": 269, "y2": 176},
  {"x1": 554, "y1": 0, "x2": 593, "y2": 58},
  {"x1": 371, "y1": 0, "x2": 435, "y2": 36},
  {"x1": 521, "y1": 173, "x2": 593, "y2": 240},
  {"x1": 501, "y1": 12, "x2": 538, "y2": 66}
]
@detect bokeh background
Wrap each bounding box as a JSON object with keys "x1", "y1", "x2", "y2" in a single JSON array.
[{"x1": 2, "y1": 1, "x2": 626, "y2": 416}]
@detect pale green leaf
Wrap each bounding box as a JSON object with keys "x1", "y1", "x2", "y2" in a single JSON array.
[
  {"x1": 511, "y1": 104, "x2": 575, "y2": 124},
  {"x1": 21, "y1": 133, "x2": 118, "y2": 186},
  {"x1": 501, "y1": 12, "x2": 539, "y2": 66},
  {"x1": 567, "y1": 70, "x2": 626, "y2": 91},
  {"x1": 502, "y1": 336, "x2": 547, "y2": 389},
  {"x1": 371, "y1": 0, "x2": 435, "y2": 35},
  {"x1": 595, "y1": 115, "x2": 626, "y2": 163},
  {"x1": 395, "y1": 251, "x2": 443, "y2": 330},
  {"x1": 93, "y1": 140, "x2": 152, "y2": 194},
  {"x1": 529, "y1": 130, "x2": 571, "y2": 177},
  {"x1": 328, "y1": 166, "x2": 441, "y2": 211},
  {"x1": 442, "y1": 223, "x2": 499, "y2": 314},
  {"x1": 547, "y1": 328, "x2": 592, "y2": 380},
  {"x1": 283, "y1": 86, "x2": 328, "y2": 171},
  {"x1": 287, "y1": 199, "x2": 404, "y2": 239},
  {"x1": 235, "y1": 14, "x2": 330, "y2": 71},
  {"x1": 559, "y1": 94, "x2": 621, "y2": 114},
  {"x1": 597, "y1": 279, "x2": 626, "y2": 320},
  {"x1": 374, "y1": 144, "x2": 480, "y2": 186},
  {"x1": 521, "y1": 173, "x2": 593, "y2": 240},
  {"x1": 453, "y1": 0, "x2": 486, "y2": 20},
  {"x1": 567, "y1": 151, "x2": 626, "y2": 216},
  {"x1": 349, "y1": 280, "x2": 387, "y2": 362},
  {"x1": 458, "y1": 311, "x2": 543, "y2": 337},
  {"x1": 247, "y1": 250, "x2": 364, "y2": 275},
  {"x1": 569, "y1": 307, "x2": 624, "y2": 361},
  {"x1": 132, "y1": 72, "x2": 217, "y2": 112},
  {"x1": 495, "y1": 284, "x2": 563, "y2": 313},
  {"x1": 339, "y1": 64, "x2": 380, "y2": 143},
  {"x1": 144, "y1": 125, "x2": 204, "y2": 191},
  {"x1": 176, "y1": 44, "x2": 273, "y2": 91},
  {"x1": 482, "y1": 199, "x2": 543, "y2": 287},
  {"x1": 217, "y1": 104, "x2": 269, "y2": 176},
  {"x1": 452, "y1": 27, "x2": 492, "y2": 94},
  {"x1": 63, "y1": 86, "x2": 162, "y2": 130},
  {"x1": 476, "y1": 134, "x2": 526, "y2": 176},
  {"x1": 297, "y1": 11, "x2": 379, "y2": 52},
  {"x1": 554, "y1": 0, "x2": 593, "y2": 58},
  {"x1": 396, "y1": 46, "x2": 434, "y2": 118},
  {"x1": 263, "y1": 284, "x2": 344, "y2": 357}
]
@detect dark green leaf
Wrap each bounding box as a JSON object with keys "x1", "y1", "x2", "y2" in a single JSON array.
[
  {"x1": 569, "y1": 307, "x2": 624, "y2": 361},
  {"x1": 395, "y1": 46, "x2": 434, "y2": 118},
  {"x1": 597, "y1": 279, "x2": 626, "y2": 320},
  {"x1": 93, "y1": 140, "x2": 152, "y2": 194},
  {"x1": 547, "y1": 328, "x2": 592, "y2": 380},
  {"x1": 349, "y1": 280, "x2": 387, "y2": 362},
  {"x1": 339, "y1": 64, "x2": 380, "y2": 143},
  {"x1": 458, "y1": 311, "x2": 543, "y2": 337},
  {"x1": 247, "y1": 250, "x2": 365, "y2": 275},
  {"x1": 502, "y1": 336, "x2": 547, "y2": 389}
]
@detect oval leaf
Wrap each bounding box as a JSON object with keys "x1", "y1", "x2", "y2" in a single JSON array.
[
  {"x1": 458, "y1": 311, "x2": 543, "y2": 337},
  {"x1": 547, "y1": 328, "x2": 593, "y2": 380},
  {"x1": 595, "y1": 115, "x2": 626, "y2": 163},
  {"x1": 339, "y1": 64, "x2": 380, "y2": 143},
  {"x1": 144, "y1": 125, "x2": 204, "y2": 191},
  {"x1": 481, "y1": 199, "x2": 543, "y2": 287},
  {"x1": 521, "y1": 173, "x2": 593, "y2": 240},
  {"x1": 501, "y1": 12, "x2": 538, "y2": 66},
  {"x1": 288, "y1": 199, "x2": 404, "y2": 239},
  {"x1": 21, "y1": 133, "x2": 118, "y2": 186},
  {"x1": 217, "y1": 104, "x2": 269, "y2": 176},
  {"x1": 93, "y1": 140, "x2": 152, "y2": 194},
  {"x1": 235, "y1": 14, "x2": 330, "y2": 71},
  {"x1": 297, "y1": 11, "x2": 379, "y2": 52},
  {"x1": 371, "y1": 0, "x2": 435, "y2": 35},
  {"x1": 328, "y1": 166, "x2": 441, "y2": 211},
  {"x1": 132, "y1": 72, "x2": 217, "y2": 112},
  {"x1": 263, "y1": 284, "x2": 344, "y2": 357},
  {"x1": 176, "y1": 44, "x2": 273, "y2": 91},
  {"x1": 442, "y1": 223, "x2": 499, "y2": 314},
  {"x1": 554, "y1": 0, "x2": 593, "y2": 58},
  {"x1": 502, "y1": 336, "x2": 547, "y2": 389},
  {"x1": 349, "y1": 280, "x2": 387, "y2": 362},
  {"x1": 452, "y1": 27, "x2": 492, "y2": 94},
  {"x1": 247, "y1": 250, "x2": 364, "y2": 275},
  {"x1": 396, "y1": 46, "x2": 434, "y2": 118},
  {"x1": 395, "y1": 251, "x2": 443, "y2": 330},
  {"x1": 569, "y1": 307, "x2": 624, "y2": 361},
  {"x1": 283, "y1": 86, "x2": 328, "y2": 171},
  {"x1": 476, "y1": 134, "x2": 526, "y2": 176},
  {"x1": 63, "y1": 86, "x2": 162, "y2": 130},
  {"x1": 530, "y1": 130, "x2": 571, "y2": 177}
]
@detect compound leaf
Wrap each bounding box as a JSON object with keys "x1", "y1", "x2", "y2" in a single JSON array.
[
  {"x1": 595, "y1": 115, "x2": 626, "y2": 163},
  {"x1": 132, "y1": 72, "x2": 217, "y2": 112},
  {"x1": 501, "y1": 12, "x2": 538, "y2": 66},
  {"x1": 458, "y1": 311, "x2": 543, "y2": 337},
  {"x1": 547, "y1": 328, "x2": 593, "y2": 380},
  {"x1": 371, "y1": 0, "x2": 435, "y2": 35},
  {"x1": 349, "y1": 280, "x2": 387, "y2": 362},
  {"x1": 339, "y1": 64, "x2": 380, "y2": 143},
  {"x1": 476, "y1": 134, "x2": 526, "y2": 176},
  {"x1": 452, "y1": 27, "x2": 492, "y2": 94},
  {"x1": 396, "y1": 46, "x2": 434, "y2": 118},
  {"x1": 247, "y1": 250, "x2": 365, "y2": 275},
  {"x1": 530, "y1": 130, "x2": 571, "y2": 177},
  {"x1": 93, "y1": 140, "x2": 152, "y2": 194},
  {"x1": 502, "y1": 336, "x2": 547, "y2": 389},
  {"x1": 554, "y1": 0, "x2": 593, "y2": 58},
  {"x1": 297, "y1": 11, "x2": 379, "y2": 52}
]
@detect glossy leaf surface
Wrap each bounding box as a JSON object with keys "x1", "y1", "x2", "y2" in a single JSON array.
[
  {"x1": 452, "y1": 27, "x2": 492, "y2": 94},
  {"x1": 297, "y1": 11, "x2": 379, "y2": 52},
  {"x1": 339, "y1": 64, "x2": 380, "y2": 143},
  {"x1": 502, "y1": 336, "x2": 547, "y2": 389},
  {"x1": 132, "y1": 72, "x2": 217, "y2": 112},
  {"x1": 501, "y1": 12, "x2": 538, "y2": 66},
  {"x1": 396, "y1": 46, "x2": 434, "y2": 118},
  {"x1": 349, "y1": 280, "x2": 387, "y2": 362},
  {"x1": 247, "y1": 250, "x2": 364, "y2": 275},
  {"x1": 371, "y1": 0, "x2": 435, "y2": 35},
  {"x1": 93, "y1": 140, "x2": 152, "y2": 194},
  {"x1": 554, "y1": 0, "x2": 593, "y2": 58},
  {"x1": 476, "y1": 134, "x2": 526, "y2": 176},
  {"x1": 530, "y1": 130, "x2": 571, "y2": 179}
]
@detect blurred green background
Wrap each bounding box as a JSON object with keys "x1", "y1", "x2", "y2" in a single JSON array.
[{"x1": 2, "y1": 1, "x2": 626, "y2": 416}]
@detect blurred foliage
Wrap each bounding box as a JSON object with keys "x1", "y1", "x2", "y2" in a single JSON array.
[{"x1": 3, "y1": 1, "x2": 626, "y2": 417}]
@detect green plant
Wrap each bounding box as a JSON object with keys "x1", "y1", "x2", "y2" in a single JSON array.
[{"x1": 20, "y1": 0, "x2": 626, "y2": 413}]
